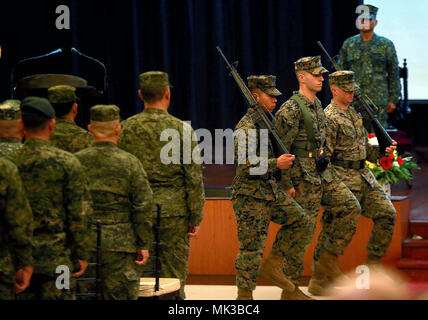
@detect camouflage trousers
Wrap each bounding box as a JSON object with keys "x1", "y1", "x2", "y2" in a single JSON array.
[
  {"x1": 78, "y1": 252, "x2": 140, "y2": 300},
  {"x1": 292, "y1": 179, "x2": 361, "y2": 262},
  {"x1": 16, "y1": 273, "x2": 76, "y2": 300},
  {"x1": 140, "y1": 216, "x2": 190, "y2": 300},
  {"x1": 0, "y1": 274, "x2": 14, "y2": 300},
  {"x1": 348, "y1": 178, "x2": 397, "y2": 257},
  {"x1": 232, "y1": 191, "x2": 312, "y2": 290}
]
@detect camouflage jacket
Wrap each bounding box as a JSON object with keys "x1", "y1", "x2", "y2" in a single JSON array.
[
  {"x1": 0, "y1": 138, "x2": 22, "y2": 158},
  {"x1": 10, "y1": 139, "x2": 91, "y2": 276},
  {"x1": 118, "y1": 108, "x2": 205, "y2": 226},
  {"x1": 275, "y1": 91, "x2": 335, "y2": 188},
  {"x1": 232, "y1": 110, "x2": 286, "y2": 201},
  {"x1": 338, "y1": 33, "x2": 401, "y2": 106},
  {"x1": 50, "y1": 118, "x2": 93, "y2": 154},
  {"x1": 0, "y1": 158, "x2": 33, "y2": 281},
  {"x1": 325, "y1": 101, "x2": 379, "y2": 191},
  {"x1": 75, "y1": 142, "x2": 154, "y2": 253}
]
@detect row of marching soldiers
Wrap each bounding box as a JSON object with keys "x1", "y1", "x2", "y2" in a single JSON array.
[{"x1": 0, "y1": 71, "x2": 205, "y2": 300}]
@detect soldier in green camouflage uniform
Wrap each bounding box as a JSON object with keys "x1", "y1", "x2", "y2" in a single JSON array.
[
  {"x1": 10, "y1": 97, "x2": 91, "y2": 300},
  {"x1": 275, "y1": 57, "x2": 361, "y2": 296},
  {"x1": 324, "y1": 71, "x2": 397, "y2": 275},
  {"x1": 0, "y1": 157, "x2": 34, "y2": 299},
  {"x1": 75, "y1": 105, "x2": 153, "y2": 300},
  {"x1": 338, "y1": 4, "x2": 401, "y2": 128},
  {"x1": 48, "y1": 85, "x2": 93, "y2": 153},
  {"x1": 118, "y1": 71, "x2": 205, "y2": 300},
  {"x1": 0, "y1": 101, "x2": 23, "y2": 158},
  {"x1": 232, "y1": 75, "x2": 312, "y2": 300}
]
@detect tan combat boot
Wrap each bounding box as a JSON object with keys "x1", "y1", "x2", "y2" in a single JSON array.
[
  {"x1": 316, "y1": 251, "x2": 348, "y2": 281},
  {"x1": 258, "y1": 252, "x2": 295, "y2": 292},
  {"x1": 281, "y1": 287, "x2": 315, "y2": 300},
  {"x1": 236, "y1": 287, "x2": 253, "y2": 300},
  {"x1": 307, "y1": 261, "x2": 330, "y2": 296}
]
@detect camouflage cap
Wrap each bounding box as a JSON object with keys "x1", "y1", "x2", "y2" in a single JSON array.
[
  {"x1": 20, "y1": 97, "x2": 55, "y2": 119},
  {"x1": 139, "y1": 71, "x2": 173, "y2": 89},
  {"x1": 90, "y1": 105, "x2": 120, "y2": 122},
  {"x1": 2, "y1": 99, "x2": 21, "y2": 109},
  {"x1": 247, "y1": 75, "x2": 282, "y2": 96},
  {"x1": 294, "y1": 56, "x2": 328, "y2": 75},
  {"x1": 357, "y1": 4, "x2": 378, "y2": 19},
  {"x1": 329, "y1": 71, "x2": 358, "y2": 91},
  {"x1": 48, "y1": 85, "x2": 78, "y2": 104},
  {"x1": 0, "y1": 103, "x2": 21, "y2": 120}
]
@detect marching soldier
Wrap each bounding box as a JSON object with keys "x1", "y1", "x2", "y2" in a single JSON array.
[
  {"x1": 10, "y1": 97, "x2": 90, "y2": 299},
  {"x1": 75, "y1": 105, "x2": 153, "y2": 300},
  {"x1": 232, "y1": 75, "x2": 313, "y2": 300},
  {"x1": 0, "y1": 101, "x2": 24, "y2": 158},
  {"x1": 275, "y1": 57, "x2": 361, "y2": 296},
  {"x1": 118, "y1": 71, "x2": 205, "y2": 300},
  {"x1": 324, "y1": 71, "x2": 397, "y2": 280},
  {"x1": 47, "y1": 85, "x2": 93, "y2": 153},
  {"x1": 0, "y1": 157, "x2": 34, "y2": 299},
  {"x1": 338, "y1": 4, "x2": 401, "y2": 128}
]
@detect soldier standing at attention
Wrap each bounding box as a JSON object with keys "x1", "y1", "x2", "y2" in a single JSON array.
[
  {"x1": 232, "y1": 75, "x2": 312, "y2": 300},
  {"x1": 0, "y1": 101, "x2": 24, "y2": 158},
  {"x1": 118, "y1": 71, "x2": 205, "y2": 300},
  {"x1": 0, "y1": 157, "x2": 34, "y2": 299},
  {"x1": 47, "y1": 85, "x2": 93, "y2": 153},
  {"x1": 338, "y1": 4, "x2": 401, "y2": 128},
  {"x1": 323, "y1": 71, "x2": 397, "y2": 292},
  {"x1": 275, "y1": 57, "x2": 361, "y2": 296},
  {"x1": 75, "y1": 105, "x2": 153, "y2": 300},
  {"x1": 10, "y1": 97, "x2": 90, "y2": 300}
]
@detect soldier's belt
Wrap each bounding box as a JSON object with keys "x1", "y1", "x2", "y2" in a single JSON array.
[
  {"x1": 245, "y1": 172, "x2": 274, "y2": 180},
  {"x1": 290, "y1": 147, "x2": 319, "y2": 158},
  {"x1": 332, "y1": 159, "x2": 366, "y2": 170}
]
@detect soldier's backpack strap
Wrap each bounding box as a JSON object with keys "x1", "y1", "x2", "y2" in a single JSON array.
[{"x1": 290, "y1": 94, "x2": 318, "y2": 152}]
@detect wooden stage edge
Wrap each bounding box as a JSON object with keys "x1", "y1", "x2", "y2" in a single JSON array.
[{"x1": 188, "y1": 196, "x2": 410, "y2": 285}]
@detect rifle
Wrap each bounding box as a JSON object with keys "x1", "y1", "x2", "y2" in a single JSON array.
[
  {"x1": 317, "y1": 41, "x2": 394, "y2": 154},
  {"x1": 216, "y1": 46, "x2": 290, "y2": 157}
]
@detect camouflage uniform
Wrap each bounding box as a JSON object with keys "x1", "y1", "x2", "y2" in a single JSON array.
[
  {"x1": 0, "y1": 158, "x2": 33, "y2": 300},
  {"x1": 0, "y1": 103, "x2": 22, "y2": 158},
  {"x1": 11, "y1": 97, "x2": 91, "y2": 300},
  {"x1": 325, "y1": 71, "x2": 397, "y2": 258},
  {"x1": 232, "y1": 76, "x2": 312, "y2": 290},
  {"x1": 338, "y1": 5, "x2": 401, "y2": 128},
  {"x1": 275, "y1": 57, "x2": 361, "y2": 266},
  {"x1": 48, "y1": 85, "x2": 92, "y2": 153},
  {"x1": 118, "y1": 71, "x2": 205, "y2": 299},
  {"x1": 75, "y1": 105, "x2": 154, "y2": 300}
]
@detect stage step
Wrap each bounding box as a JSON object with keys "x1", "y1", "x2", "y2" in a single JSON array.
[
  {"x1": 396, "y1": 258, "x2": 428, "y2": 281},
  {"x1": 410, "y1": 220, "x2": 428, "y2": 239},
  {"x1": 402, "y1": 239, "x2": 428, "y2": 260}
]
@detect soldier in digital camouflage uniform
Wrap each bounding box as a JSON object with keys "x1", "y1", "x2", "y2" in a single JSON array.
[
  {"x1": 0, "y1": 157, "x2": 34, "y2": 300},
  {"x1": 0, "y1": 101, "x2": 24, "y2": 158},
  {"x1": 232, "y1": 75, "x2": 312, "y2": 300},
  {"x1": 338, "y1": 4, "x2": 401, "y2": 128},
  {"x1": 324, "y1": 71, "x2": 397, "y2": 287},
  {"x1": 75, "y1": 105, "x2": 154, "y2": 300},
  {"x1": 275, "y1": 57, "x2": 361, "y2": 296},
  {"x1": 10, "y1": 97, "x2": 91, "y2": 300},
  {"x1": 118, "y1": 71, "x2": 205, "y2": 300},
  {"x1": 47, "y1": 85, "x2": 93, "y2": 153}
]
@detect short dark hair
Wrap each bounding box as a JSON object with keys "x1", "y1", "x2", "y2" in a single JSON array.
[
  {"x1": 140, "y1": 86, "x2": 167, "y2": 103},
  {"x1": 51, "y1": 101, "x2": 74, "y2": 117},
  {"x1": 22, "y1": 111, "x2": 50, "y2": 132}
]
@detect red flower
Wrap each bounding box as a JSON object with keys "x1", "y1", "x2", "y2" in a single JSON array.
[
  {"x1": 397, "y1": 157, "x2": 404, "y2": 165},
  {"x1": 389, "y1": 153, "x2": 395, "y2": 160},
  {"x1": 380, "y1": 157, "x2": 393, "y2": 170},
  {"x1": 368, "y1": 134, "x2": 375, "y2": 139}
]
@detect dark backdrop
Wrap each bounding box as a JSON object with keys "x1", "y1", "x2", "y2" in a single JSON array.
[{"x1": 0, "y1": 0, "x2": 362, "y2": 131}]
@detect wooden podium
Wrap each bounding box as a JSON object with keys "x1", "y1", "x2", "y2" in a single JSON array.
[{"x1": 188, "y1": 193, "x2": 410, "y2": 285}]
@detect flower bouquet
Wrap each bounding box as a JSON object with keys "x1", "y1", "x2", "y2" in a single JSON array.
[{"x1": 366, "y1": 134, "x2": 420, "y2": 185}]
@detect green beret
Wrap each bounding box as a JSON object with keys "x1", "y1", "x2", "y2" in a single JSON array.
[
  {"x1": 139, "y1": 71, "x2": 172, "y2": 89},
  {"x1": 294, "y1": 56, "x2": 329, "y2": 75},
  {"x1": 247, "y1": 75, "x2": 282, "y2": 96},
  {"x1": 329, "y1": 71, "x2": 358, "y2": 91},
  {"x1": 21, "y1": 97, "x2": 55, "y2": 119},
  {"x1": 48, "y1": 85, "x2": 78, "y2": 104},
  {"x1": 0, "y1": 103, "x2": 21, "y2": 120},
  {"x1": 90, "y1": 105, "x2": 120, "y2": 122}
]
